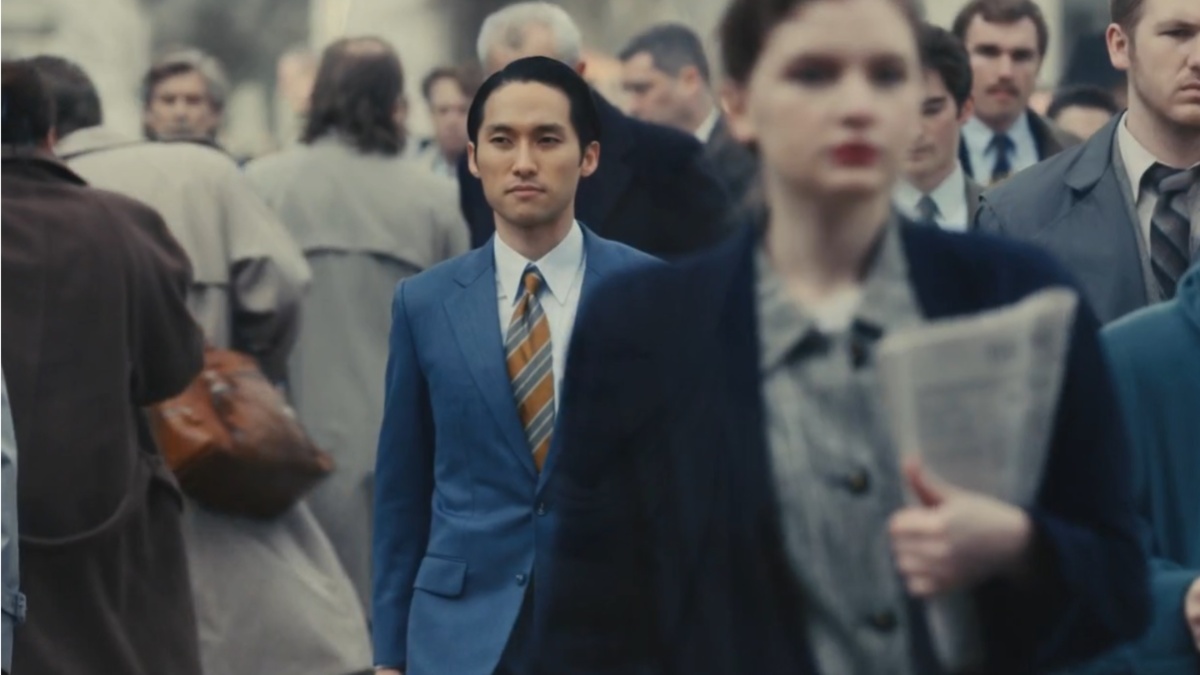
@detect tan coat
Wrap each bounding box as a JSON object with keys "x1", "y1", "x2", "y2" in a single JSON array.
[
  {"x1": 246, "y1": 135, "x2": 469, "y2": 611},
  {"x1": 2, "y1": 150, "x2": 205, "y2": 675},
  {"x1": 57, "y1": 128, "x2": 373, "y2": 675}
]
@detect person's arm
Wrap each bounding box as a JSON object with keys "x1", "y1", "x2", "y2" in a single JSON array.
[
  {"x1": 221, "y1": 167, "x2": 311, "y2": 382},
  {"x1": 2, "y1": 374, "x2": 25, "y2": 675},
  {"x1": 537, "y1": 292, "x2": 661, "y2": 674},
  {"x1": 371, "y1": 281, "x2": 435, "y2": 672}
]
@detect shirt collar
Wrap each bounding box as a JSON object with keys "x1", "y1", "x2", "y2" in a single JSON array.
[
  {"x1": 756, "y1": 215, "x2": 922, "y2": 371},
  {"x1": 494, "y1": 221, "x2": 585, "y2": 306},
  {"x1": 894, "y1": 163, "x2": 967, "y2": 222},
  {"x1": 695, "y1": 107, "x2": 721, "y2": 144},
  {"x1": 962, "y1": 111, "x2": 1033, "y2": 153},
  {"x1": 1116, "y1": 111, "x2": 1200, "y2": 202}
]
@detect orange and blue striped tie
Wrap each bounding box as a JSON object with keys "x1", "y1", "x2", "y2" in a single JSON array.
[{"x1": 506, "y1": 265, "x2": 555, "y2": 471}]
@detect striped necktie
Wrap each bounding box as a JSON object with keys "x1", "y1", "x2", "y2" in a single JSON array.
[
  {"x1": 1144, "y1": 164, "x2": 1195, "y2": 300},
  {"x1": 505, "y1": 265, "x2": 555, "y2": 471}
]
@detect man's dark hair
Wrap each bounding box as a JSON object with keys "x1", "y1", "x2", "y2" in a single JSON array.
[
  {"x1": 918, "y1": 23, "x2": 973, "y2": 113},
  {"x1": 2, "y1": 60, "x2": 56, "y2": 148},
  {"x1": 467, "y1": 55, "x2": 601, "y2": 154},
  {"x1": 1110, "y1": 0, "x2": 1147, "y2": 32},
  {"x1": 141, "y1": 49, "x2": 229, "y2": 112},
  {"x1": 720, "y1": 0, "x2": 919, "y2": 85},
  {"x1": 302, "y1": 36, "x2": 407, "y2": 155},
  {"x1": 28, "y1": 56, "x2": 103, "y2": 139},
  {"x1": 619, "y1": 23, "x2": 712, "y2": 85},
  {"x1": 421, "y1": 65, "x2": 480, "y2": 103},
  {"x1": 952, "y1": 0, "x2": 1050, "y2": 57},
  {"x1": 1047, "y1": 85, "x2": 1121, "y2": 121}
]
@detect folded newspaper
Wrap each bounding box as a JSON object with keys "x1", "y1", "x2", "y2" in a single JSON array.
[{"x1": 876, "y1": 287, "x2": 1080, "y2": 672}]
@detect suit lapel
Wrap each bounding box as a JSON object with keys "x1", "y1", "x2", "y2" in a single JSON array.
[
  {"x1": 576, "y1": 95, "x2": 634, "y2": 234},
  {"x1": 445, "y1": 243, "x2": 538, "y2": 478}
]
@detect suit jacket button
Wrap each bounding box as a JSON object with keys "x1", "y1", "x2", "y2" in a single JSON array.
[
  {"x1": 844, "y1": 469, "x2": 870, "y2": 495},
  {"x1": 536, "y1": 502, "x2": 547, "y2": 516},
  {"x1": 867, "y1": 610, "x2": 897, "y2": 632},
  {"x1": 515, "y1": 574, "x2": 528, "y2": 586}
]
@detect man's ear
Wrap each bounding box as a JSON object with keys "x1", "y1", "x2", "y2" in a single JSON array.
[
  {"x1": 579, "y1": 140, "x2": 600, "y2": 178},
  {"x1": 1106, "y1": 22, "x2": 1132, "y2": 73},
  {"x1": 467, "y1": 142, "x2": 481, "y2": 177},
  {"x1": 720, "y1": 82, "x2": 755, "y2": 144},
  {"x1": 575, "y1": 60, "x2": 587, "y2": 78},
  {"x1": 959, "y1": 96, "x2": 976, "y2": 124}
]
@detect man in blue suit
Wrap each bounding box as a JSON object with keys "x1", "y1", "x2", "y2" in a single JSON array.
[{"x1": 371, "y1": 56, "x2": 657, "y2": 675}]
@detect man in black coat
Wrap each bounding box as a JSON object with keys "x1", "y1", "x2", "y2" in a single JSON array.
[{"x1": 459, "y1": 2, "x2": 732, "y2": 257}]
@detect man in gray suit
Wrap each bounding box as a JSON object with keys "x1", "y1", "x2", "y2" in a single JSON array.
[
  {"x1": 897, "y1": 23, "x2": 984, "y2": 232},
  {"x1": 619, "y1": 23, "x2": 758, "y2": 206},
  {"x1": 976, "y1": 0, "x2": 1200, "y2": 325}
]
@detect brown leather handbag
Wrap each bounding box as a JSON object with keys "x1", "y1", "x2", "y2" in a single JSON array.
[{"x1": 148, "y1": 347, "x2": 333, "y2": 519}]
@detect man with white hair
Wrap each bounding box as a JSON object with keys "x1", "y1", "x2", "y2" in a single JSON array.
[{"x1": 457, "y1": 1, "x2": 732, "y2": 256}]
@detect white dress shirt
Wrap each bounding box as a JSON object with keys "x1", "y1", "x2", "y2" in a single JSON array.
[
  {"x1": 962, "y1": 112, "x2": 1039, "y2": 182},
  {"x1": 694, "y1": 107, "x2": 720, "y2": 144},
  {"x1": 894, "y1": 163, "x2": 971, "y2": 232},
  {"x1": 1116, "y1": 112, "x2": 1200, "y2": 252},
  {"x1": 494, "y1": 222, "x2": 587, "y2": 409}
]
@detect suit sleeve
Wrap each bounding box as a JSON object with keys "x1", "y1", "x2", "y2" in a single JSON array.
[
  {"x1": 537, "y1": 292, "x2": 661, "y2": 675},
  {"x1": 371, "y1": 280, "x2": 435, "y2": 670},
  {"x1": 973, "y1": 286, "x2": 1151, "y2": 671},
  {"x1": 220, "y1": 166, "x2": 311, "y2": 382},
  {"x1": 124, "y1": 205, "x2": 205, "y2": 405}
]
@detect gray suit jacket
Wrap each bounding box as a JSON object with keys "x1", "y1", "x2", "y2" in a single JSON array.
[{"x1": 975, "y1": 116, "x2": 1156, "y2": 324}]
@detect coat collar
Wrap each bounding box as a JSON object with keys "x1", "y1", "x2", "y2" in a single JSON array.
[
  {"x1": 1063, "y1": 114, "x2": 1122, "y2": 192},
  {"x1": 1, "y1": 146, "x2": 88, "y2": 186},
  {"x1": 54, "y1": 126, "x2": 144, "y2": 160}
]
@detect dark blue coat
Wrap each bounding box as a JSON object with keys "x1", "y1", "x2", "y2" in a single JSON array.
[
  {"x1": 458, "y1": 93, "x2": 732, "y2": 257},
  {"x1": 538, "y1": 220, "x2": 1151, "y2": 675}
]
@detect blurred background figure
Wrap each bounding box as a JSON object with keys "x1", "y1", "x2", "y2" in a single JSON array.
[
  {"x1": 897, "y1": 22, "x2": 982, "y2": 231},
  {"x1": 2, "y1": 372, "x2": 24, "y2": 675},
  {"x1": 246, "y1": 36, "x2": 469, "y2": 615},
  {"x1": 619, "y1": 22, "x2": 758, "y2": 206},
  {"x1": 1047, "y1": 84, "x2": 1120, "y2": 142},
  {"x1": 2, "y1": 58, "x2": 206, "y2": 675},
  {"x1": 952, "y1": 0, "x2": 1079, "y2": 184},
  {"x1": 414, "y1": 64, "x2": 477, "y2": 180},
  {"x1": 142, "y1": 48, "x2": 229, "y2": 145},
  {"x1": 35, "y1": 54, "x2": 374, "y2": 675}
]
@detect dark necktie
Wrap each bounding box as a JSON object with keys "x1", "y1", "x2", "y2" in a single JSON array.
[
  {"x1": 989, "y1": 133, "x2": 1014, "y2": 184},
  {"x1": 505, "y1": 265, "x2": 555, "y2": 470},
  {"x1": 1144, "y1": 164, "x2": 1196, "y2": 300},
  {"x1": 916, "y1": 194, "x2": 940, "y2": 227}
]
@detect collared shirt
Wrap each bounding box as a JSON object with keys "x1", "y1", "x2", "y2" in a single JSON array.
[
  {"x1": 2, "y1": 372, "x2": 26, "y2": 673},
  {"x1": 757, "y1": 219, "x2": 927, "y2": 675},
  {"x1": 1116, "y1": 112, "x2": 1200, "y2": 253},
  {"x1": 494, "y1": 222, "x2": 587, "y2": 408},
  {"x1": 895, "y1": 163, "x2": 971, "y2": 232},
  {"x1": 962, "y1": 112, "x2": 1039, "y2": 182},
  {"x1": 694, "y1": 107, "x2": 721, "y2": 145}
]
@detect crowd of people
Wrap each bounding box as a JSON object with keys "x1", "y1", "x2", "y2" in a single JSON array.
[{"x1": 0, "y1": 0, "x2": 1197, "y2": 674}]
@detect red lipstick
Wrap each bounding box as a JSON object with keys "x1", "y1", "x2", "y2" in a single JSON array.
[{"x1": 831, "y1": 142, "x2": 880, "y2": 167}]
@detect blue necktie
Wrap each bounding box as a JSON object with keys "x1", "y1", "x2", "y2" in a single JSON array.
[{"x1": 989, "y1": 134, "x2": 1014, "y2": 184}]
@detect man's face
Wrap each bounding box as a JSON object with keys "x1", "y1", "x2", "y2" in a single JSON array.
[
  {"x1": 427, "y1": 77, "x2": 470, "y2": 159},
  {"x1": 468, "y1": 81, "x2": 599, "y2": 232},
  {"x1": 1109, "y1": 0, "x2": 1200, "y2": 132},
  {"x1": 1052, "y1": 105, "x2": 1115, "y2": 140},
  {"x1": 143, "y1": 70, "x2": 221, "y2": 141},
  {"x1": 905, "y1": 69, "x2": 971, "y2": 185},
  {"x1": 963, "y1": 15, "x2": 1042, "y2": 130},
  {"x1": 621, "y1": 52, "x2": 694, "y2": 131}
]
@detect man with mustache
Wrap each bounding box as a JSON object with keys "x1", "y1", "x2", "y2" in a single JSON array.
[
  {"x1": 952, "y1": 0, "x2": 1079, "y2": 185},
  {"x1": 370, "y1": 57, "x2": 657, "y2": 675},
  {"x1": 896, "y1": 23, "x2": 983, "y2": 231},
  {"x1": 976, "y1": 0, "x2": 1200, "y2": 325}
]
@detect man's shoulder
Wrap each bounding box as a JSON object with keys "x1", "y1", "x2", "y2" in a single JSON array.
[
  {"x1": 619, "y1": 114, "x2": 706, "y2": 171},
  {"x1": 394, "y1": 247, "x2": 481, "y2": 310},
  {"x1": 980, "y1": 138, "x2": 1098, "y2": 228},
  {"x1": 588, "y1": 231, "x2": 662, "y2": 271}
]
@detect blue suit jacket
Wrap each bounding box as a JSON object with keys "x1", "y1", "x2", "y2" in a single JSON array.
[
  {"x1": 538, "y1": 219, "x2": 1151, "y2": 674},
  {"x1": 1074, "y1": 265, "x2": 1200, "y2": 675},
  {"x1": 372, "y1": 226, "x2": 657, "y2": 674}
]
